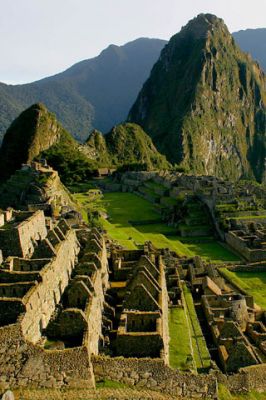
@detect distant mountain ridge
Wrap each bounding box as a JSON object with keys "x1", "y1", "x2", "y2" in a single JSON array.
[
  {"x1": 0, "y1": 38, "x2": 167, "y2": 142},
  {"x1": 129, "y1": 14, "x2": 266, "y2": 182},
  {"x1": 233, "y1": 28, "x2": 266, "y2": 71},
  {"x1": 0, "y1": 27, "x2": 265, "y2": 145}
]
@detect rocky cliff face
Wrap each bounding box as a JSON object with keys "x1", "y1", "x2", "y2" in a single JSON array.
[
  {"x1": 129, "y1": 14, "x2": 266, "y2": 182},
  {"x1": 85, "y1": 123, "x2": 170, "y2": 170}
]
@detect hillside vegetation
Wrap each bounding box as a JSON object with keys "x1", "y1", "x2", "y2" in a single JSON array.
[
  {"x1": 129, "y1": 14, "x2": 266, "y2": 182},
  {"x1": 0, "y1": 38, "x2": 167, "y2": 142},
  {"x1": 0, "y1": 104, "x2": 169, "y2": 184},
  {"x1": 85, "y1": 123, "x2": 170, "y2": 170}
]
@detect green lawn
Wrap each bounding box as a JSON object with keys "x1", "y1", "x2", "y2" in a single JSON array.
[
  {"x1": 220, "y1": 268, "x2": 266, "y2": 309},
  {"x1": 102, "y1": 192, "x2": 159, "y2": 222},
  {"x1": 99, "y1": 192, "x2": 239, "y2": 262},
  {"x1": 182, "y1": 240, "x2": 240, "y2": 263},
  {"x1": 182, "y1": 284, "x2": 211, "y2": 371},
  {"x1": 98, "y1": 192, "x2": 192, "y2": 255},
  {"x1": 219, "y1": 384, "x2": 266, "y2": 400},
  {"x1": 96, "y1": 379, "x2": 128, "y2": 389},
  {"x1": 168, "y1": 307, "x2": 193, "y2": 370},
  {"x1": 73, "y1": 190, "x2": 239, "y2": 261}
]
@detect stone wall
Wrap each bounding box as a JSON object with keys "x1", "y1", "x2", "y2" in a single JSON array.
[
  {"x1": 217, "y1": 364, "x2": 266, "y2": 393},
  {"x1": 0, "y1": 323, "x2": 94, "y2": 390},
  {"x1": 86, "y1": 267, "x2": 105, "y2": 355},
  {"x1": 20, "y1": 229, "x2": 80, "y2": 343},
  {"x1": 225, "y1": 231, "x2": 266, "y2": 262},
  {"x1": 92, "y1": 355, "x2": 218, "y2": 399},
  {"x1": 0, "y1": 211, "x2": 47, "y2": 258},
  {"x1": 241, "y1": 364, "x2": 266, "y2": 392}
]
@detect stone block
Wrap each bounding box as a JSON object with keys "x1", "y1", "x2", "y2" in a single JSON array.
[{"x1": 2, "y1": 391, "x2": 14, "y2": 400}]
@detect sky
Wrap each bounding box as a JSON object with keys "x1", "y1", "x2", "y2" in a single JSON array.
[{"x1": 1, "y1": 0, "x2": 266, "y2": 84}]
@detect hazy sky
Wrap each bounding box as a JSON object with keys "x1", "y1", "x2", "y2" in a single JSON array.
[{"x1": 1, "y1": 0, "x2": 265, "y2": 84}]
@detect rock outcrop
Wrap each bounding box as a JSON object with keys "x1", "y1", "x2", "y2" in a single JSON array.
[{"x1": 129, "y1": 14, "x2": 266, "y2": 182}]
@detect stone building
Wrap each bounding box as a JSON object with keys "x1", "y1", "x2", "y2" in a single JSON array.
[
  {"x1": 116, "y1": 253, "x2": 169, "y2": 362},
  {"x1": 104, "y1": 245, "x2": 169, "y2": 364},
  {"x1": 225, "y1": 224, "x2": 266, "y2": 262},
  {"x1": 201, "y1": 293, "x2": 263, "y2": 372},
  {"x1": 0, "y1": 210, "x2": 109, "y2": 388}
]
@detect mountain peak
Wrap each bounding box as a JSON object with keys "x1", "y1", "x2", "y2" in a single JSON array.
[
  {"x1": 179, "y1": 13, "x2": 227, "y2": 39},
  {"x1": 0, "y1": 103, "x2": 73, "y2": 181},
  {"x1": 129, "y1": 15, "x2": 266, "y2": 182}
]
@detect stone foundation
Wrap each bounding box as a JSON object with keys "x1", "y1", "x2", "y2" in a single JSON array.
[{"x1": 92, "y1": 355, "x2": 218, "y2": 399}]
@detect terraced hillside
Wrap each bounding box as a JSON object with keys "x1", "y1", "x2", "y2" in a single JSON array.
[{"x1": 72, "y1": 186, "x2": 239, "y2": 263}]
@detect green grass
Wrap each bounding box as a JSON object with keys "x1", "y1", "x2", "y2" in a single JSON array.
[
  {"x1": 102, "y1": 192, "x2": 159, "y2": 222},
  {"x1": 100, "y1": 193, "x2": 194, "y2": 255},
  {"x1": 182, "y1": 283, "x2": 211, "y2": 371},
  {"x1": 73, "y1": 189, "x2": 239, "y2": 261},
  {"x1": 220, "y1": 268, "x2": 266, "y2": 309},
  {"x1": 72, "y1": 189, "x2": 106, "y2": 223},
  {"x1": 67, "y1": 181, "x2": 97, "y2": 193},
  {"x1": 168, "y1": 307, "x2": 193, "y2": 370},
  {"x1": 219, "y1": 384, "x2": 266, "y2": 400},
  {"x1": 182, "y1": 240, "x2": 240, "y2": 263},
  {"x1": 96, "y1": 379, "x2": 128, "y2": 389},
  {"x1": 144, "y1": 180, "x2": 167, "y2": 191}
]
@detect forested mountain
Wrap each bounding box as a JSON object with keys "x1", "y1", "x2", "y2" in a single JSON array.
[{"x1": 0, "y1": 38, "x2": 167, "y2": 142}]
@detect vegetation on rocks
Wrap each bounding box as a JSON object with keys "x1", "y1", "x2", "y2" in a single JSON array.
[
  {"x1": 0, "y1": 104, "x2": 170, "y2": 185},
  {"x1": 129, "y1": 14, "x2": 266, "y2": 182},
  {"x1": 0, "y1": 103, "x2": 93, "y2": 182},
  {"x1": 85, "y1": 123, "x2": 170, "y2": 170}
]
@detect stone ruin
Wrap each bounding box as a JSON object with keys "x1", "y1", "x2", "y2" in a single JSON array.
[
  {"x1": 1, "y1": 167, "x2": 266, "y2": 397},
  {"x1": 0, "y1": 211, "x2": 218, "y2": 399},
  {"x1": 225, "y1": 223, "x2": 266, "y2": 262},
  {"x1": 104, "y1": 245, "x2": 169, "y2": 362},
  {"x1": 111, "y1": 171, "x2": 266, "y2": 250},
  {"x1": 201, "y1": 293, "x2": 261, "y2": 372},
  {"x1": 0, "y1": 207, "x2": 108, "y2": 388},
  {"x1": 171, "y1": 254, "x2": 266, "y2": 374}
]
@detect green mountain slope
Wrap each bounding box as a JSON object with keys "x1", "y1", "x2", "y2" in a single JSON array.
[
  {"x1": 128, "y1": 14, "x2": 266, "y2": 182},
  {"x1": 0, "y1": 104, "x2": 169, "y2": 184},
  {"x1": 0, "y1": 38, "x2": 166, "y2": 143},
  {"x1": 85, "y1": 123, "x2": 170, "y2": 170},
  {"x1": 0, "y1": 103, "x2": 95, "y2": 183}
]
